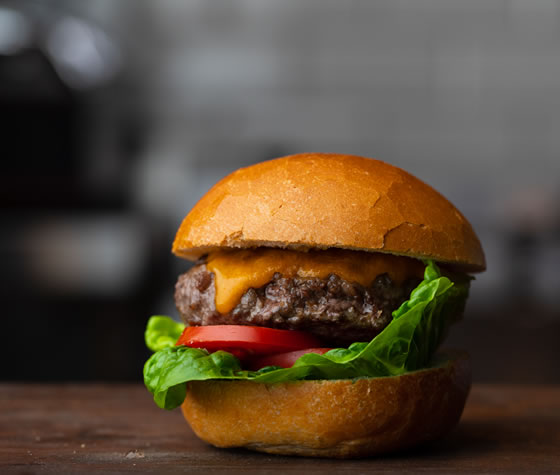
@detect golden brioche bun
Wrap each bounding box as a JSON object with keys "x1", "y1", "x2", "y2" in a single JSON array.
[
  {"x1": 181, "y1": 351, "x2": 471, "y2": 458},
  {"x1": 172, "y1": 153, "x2": 485, "y2": 271}
]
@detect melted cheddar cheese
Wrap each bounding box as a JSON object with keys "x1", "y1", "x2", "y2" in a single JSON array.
[{"x1": 206, "y1": 248, "x2": 424, "y2": 313}]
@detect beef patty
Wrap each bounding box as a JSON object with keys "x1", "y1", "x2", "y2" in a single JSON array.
[{"x1": 174, "y1": 264, "x2": 420, "y2": 345}]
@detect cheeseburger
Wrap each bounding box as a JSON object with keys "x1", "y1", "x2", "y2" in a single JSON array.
[{"x1": 143, "y1": 153, "x2": 485, "y2": 458}]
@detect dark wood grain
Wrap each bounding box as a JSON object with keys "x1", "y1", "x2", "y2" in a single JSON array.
[{"x1": 1, "y1": 384, "x2": 559, "y2": 474}]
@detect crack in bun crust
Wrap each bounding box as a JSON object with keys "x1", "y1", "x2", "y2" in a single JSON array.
[
  {"x1": 172, "y1": 153, "x2": 486, "y2": 272},
  {"x1": 181, "y1": 351, "x2": 471, "y2": 458}
]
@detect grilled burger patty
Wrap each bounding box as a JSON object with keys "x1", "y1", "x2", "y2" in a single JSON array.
[{"x1": 174, "y1": 263, "x2": 420, "y2": 345}]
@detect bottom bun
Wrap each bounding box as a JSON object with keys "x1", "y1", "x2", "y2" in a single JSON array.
[{"x1": 181, "y1": 351, "x2": 471, "y2": 458}]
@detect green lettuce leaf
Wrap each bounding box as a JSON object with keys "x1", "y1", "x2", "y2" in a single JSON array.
[
  {"x1": 143, "y1": 261, "x2": 470, "y2": 410},
  {"x1": 145, "y1": 315, "x2": 185, "y2": 352}
]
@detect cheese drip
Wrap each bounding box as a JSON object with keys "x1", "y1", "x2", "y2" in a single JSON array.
[{"x1": 206, "y1": 248, "x2": 424, "y2": 314}]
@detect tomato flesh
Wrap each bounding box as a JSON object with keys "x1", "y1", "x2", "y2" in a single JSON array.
[
  {"x1": 176, "y1": 325, "x2": 323, "y2": 359},
  {"x1": 247, "y1": 348, "x2": 332, "y2": 370}
]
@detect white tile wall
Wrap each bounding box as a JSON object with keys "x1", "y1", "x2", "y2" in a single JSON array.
[{"x1": 71, "y1": 0, "x2": 560, "y2": 306}]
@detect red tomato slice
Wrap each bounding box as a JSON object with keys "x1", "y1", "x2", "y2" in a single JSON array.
[
  {"x1": 247, "y1": 348, "x2": 332, "y2": 370},
  {"x1": 176, "y1": 325, "x2": 323, "y2": 359}
]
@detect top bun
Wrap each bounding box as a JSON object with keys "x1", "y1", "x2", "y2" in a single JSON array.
[{"x1": 173, "y1": 153, "x2": 485, "y2": 272}]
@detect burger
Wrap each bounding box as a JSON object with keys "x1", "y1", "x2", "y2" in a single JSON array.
[{"x1": 143, "y1": 153, "x2": 485, "y2": 458}]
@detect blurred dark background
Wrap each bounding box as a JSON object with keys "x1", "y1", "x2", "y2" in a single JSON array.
[{"x1": 1, "y1": 0, "x2": 559, "y2": 383}]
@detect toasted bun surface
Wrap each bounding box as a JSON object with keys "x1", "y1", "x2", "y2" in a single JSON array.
[
  {"x1": 181, "y1": 351, "x2": 470, "y2": 458},
  {"x1": 173, "y1": 154, "x2": 485, "y2": 271}
]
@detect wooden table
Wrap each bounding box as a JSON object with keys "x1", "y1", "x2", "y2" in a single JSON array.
[{"x1": 1, "y1": 384, "x2": 559, "y2": 474}]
